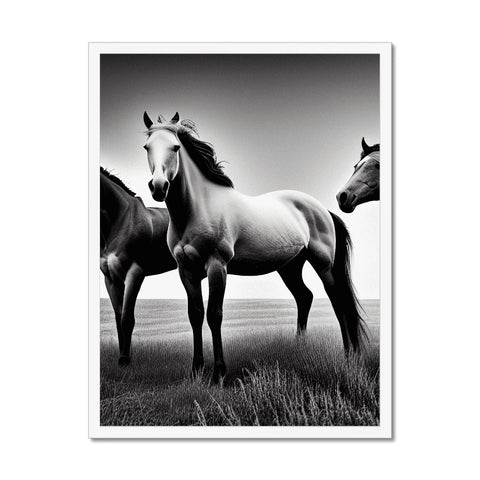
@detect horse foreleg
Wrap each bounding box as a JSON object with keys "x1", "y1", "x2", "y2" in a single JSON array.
[
  {"x1": 179, "y1": 268, "x2": 205, "y2": 376},
  {"x1": 206, "y1": 257, "x2": 228, "y2": 383},
  {"x1": 278, "y1": 251, "x2": 313, "y2": 335},
  {"x1": 104, "y1": 276, "x2": 125, "y2": 361},
  {"x1": 119, "y1": 264, "x2": 144, "y2": 366}
]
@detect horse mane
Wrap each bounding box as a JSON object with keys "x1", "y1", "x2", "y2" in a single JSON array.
[
  {"x1": 100, "y1": 166, "x2": 136, "y2": 196},
  {"x1": 177, "y1": 128, "x2": 234, "y2": 188},
  {"x1": 361, "y1": 143, "x2": 380, "y2": 160}
]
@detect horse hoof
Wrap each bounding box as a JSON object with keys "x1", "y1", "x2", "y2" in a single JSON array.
[
  {"x1": 190, "y1": 367, "x2": 204, "y2": 379},
  {"x1": 118, "y1": 356, "x2": 130, "y2": 367},
  {"x1": 191, "y1": 359, "x2": 205, "y2": 379},
  {"x1": 212, "y1": 365, "x2": 226, "y2": 384}
]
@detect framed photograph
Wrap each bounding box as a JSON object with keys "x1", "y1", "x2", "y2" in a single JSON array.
[{"x1": 89, "y1": 42, "x2": 392, "y2": 438}]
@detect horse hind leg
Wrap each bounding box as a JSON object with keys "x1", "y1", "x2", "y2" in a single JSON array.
[
  {"x1": 305, "y1": 241, "x2": 352, "y2": 351},
  {"x1": 307, "y1": 246, "x2": 364, "y2": 353},
  {"x1": 317, "y1": 268, "x2": 351, "y2": 352},
  {"x1": 278, "y1": 250, "x2": 313, "y2": 335}
]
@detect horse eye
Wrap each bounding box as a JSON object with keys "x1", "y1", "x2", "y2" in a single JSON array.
[
  {"x1": 173, "y1": 145, "x2": 180, "y2": 152},
  {"x1": 143, "y1": 145, "x2": 148, "y2": 150}
]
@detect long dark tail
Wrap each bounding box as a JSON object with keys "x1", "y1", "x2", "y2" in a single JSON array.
[{"x1": 329, "y1": 211, "x2": 368, "y2": 351}]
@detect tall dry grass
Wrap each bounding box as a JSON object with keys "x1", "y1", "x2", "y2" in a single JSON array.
[{"x1": 100, "y1": 303, "x2": 380, "y2": 426}]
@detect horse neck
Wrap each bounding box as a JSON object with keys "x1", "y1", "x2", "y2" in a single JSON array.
[
  {"x1": 166, "y1": 149, "x2": 214, "y2": 229},
  {"x1": 100, "y1": 178, "x2": 135, "y2": 243},
  {"x1": 368, "y1": 152, "x2": 380, "y2": 191}
]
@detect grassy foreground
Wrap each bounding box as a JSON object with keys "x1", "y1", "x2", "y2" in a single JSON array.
[{"x1": 100, "y1": 299, "x2": 380, "y2": 426}]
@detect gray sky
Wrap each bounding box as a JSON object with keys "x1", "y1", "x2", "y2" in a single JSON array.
[{"x1": 100, "y1": 54, "x2": 379, "y2": 299}]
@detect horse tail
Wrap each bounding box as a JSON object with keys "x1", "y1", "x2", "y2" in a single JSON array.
[{"x1": 329, "y1": 211, "x2": 368, "y2": 351}]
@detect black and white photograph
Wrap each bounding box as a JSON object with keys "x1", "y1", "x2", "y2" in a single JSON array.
[{"x1": 89, "y1": 43, "x2": 391, "y2": 438}]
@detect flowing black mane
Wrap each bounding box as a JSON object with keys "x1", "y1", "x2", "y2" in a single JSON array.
[
  {"x1": 177, "y1": 128, "x2": 234, "y2": 188},
  {"x1": 360, "y1": 143, "x2": 380, "y2": 159},
  {"x1": 100, "y1": 167, "x2": 136, "y2": 196}
]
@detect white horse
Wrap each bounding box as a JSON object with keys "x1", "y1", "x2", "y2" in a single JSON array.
[{"x1": 142, "y1": 112, "x2": 366, "y2": 381}]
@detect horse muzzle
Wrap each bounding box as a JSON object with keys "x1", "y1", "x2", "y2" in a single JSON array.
[
  {"x1": 336, "y1": 190, "x2": 356, "y2": 213},
  {"x1": 149, "y1": 178, "x2": 170, "y2": 202}
]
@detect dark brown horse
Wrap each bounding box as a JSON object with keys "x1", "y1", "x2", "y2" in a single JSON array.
[
  {"x1": 100, "y1": 167, "x2": 177, "y2": 365},
  {"x1": 337, "y1": 138, "x2": 380, "y2": 213}
]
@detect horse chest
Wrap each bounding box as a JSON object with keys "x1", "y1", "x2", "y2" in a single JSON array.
[{"x1": 168, "y1": 223, "x2": 234, "y2": 272}]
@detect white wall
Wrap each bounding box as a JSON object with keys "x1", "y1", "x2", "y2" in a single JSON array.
[{"x1": 2, "y1": 2, "x2": 479, "y2": 480}]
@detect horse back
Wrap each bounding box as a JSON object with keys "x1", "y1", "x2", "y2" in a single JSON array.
[
  {"x1": 230, "y1": 189, "x2": 333, "y2": 243},
  {"x1": 226, "y1": 189, "x2": 335, "y2": 274}
]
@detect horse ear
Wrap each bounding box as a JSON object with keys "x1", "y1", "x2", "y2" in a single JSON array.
[
  {"x1": 143, "y1": 111, "x2": 153, "y2": 129},
  {"x1": 361, "y1": 137, "x2": 369, "y2": 151},
  {"x1": 171, "y1": 112, "x2": 180, "y2": 124},
  {"x1": 157, "y1": 114, "x2": 167, "y2": 124}
]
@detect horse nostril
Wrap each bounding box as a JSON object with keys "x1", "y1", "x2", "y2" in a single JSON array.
[
  {"x1": 339, "y1": 192, "x2": 348, "y2": 206},
  {"x1": 148, "y1": 179, "x2": 154, "y2": 192},
  {"x1": 162, "y1": 181, "x2": 169, "y2": 194}
]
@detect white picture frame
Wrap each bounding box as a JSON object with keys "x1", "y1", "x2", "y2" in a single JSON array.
[{"x1": 89, "y1": 42, "x2": 392, "y2": 439}]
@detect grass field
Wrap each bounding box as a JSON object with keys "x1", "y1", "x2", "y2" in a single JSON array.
[{"x1": 100, "y1": 298, "x2": 380, "y2": 426}]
